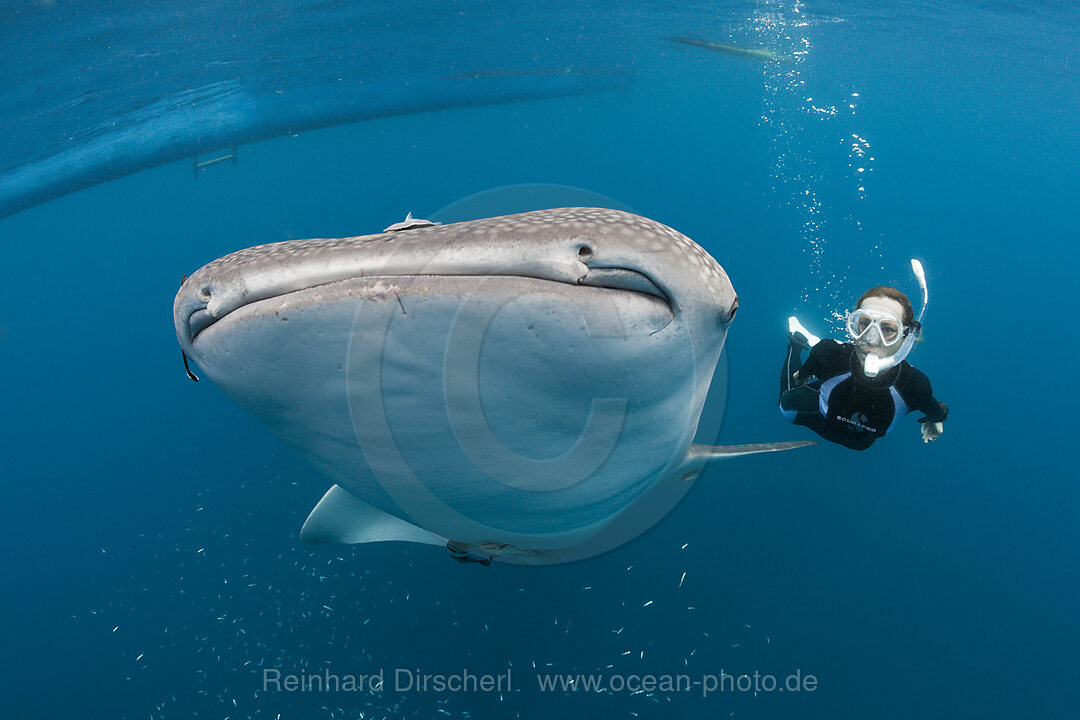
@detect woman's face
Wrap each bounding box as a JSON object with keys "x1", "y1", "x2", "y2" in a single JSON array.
[{"x1": 852, "y1": 296, "x2": 907, "y2": 360}]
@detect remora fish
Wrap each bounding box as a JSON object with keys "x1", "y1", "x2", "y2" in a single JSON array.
[
  {"x1": 174, "y1": 208, "x2": 813, "y2": 565},
  {"x1": 669, "y1": 36, "x2": 794, "y2": 63}
]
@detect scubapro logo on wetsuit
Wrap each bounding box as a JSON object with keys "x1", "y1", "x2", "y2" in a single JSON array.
[{"x1": 835, "y1": 412, "x2": 877, "y2": 434}]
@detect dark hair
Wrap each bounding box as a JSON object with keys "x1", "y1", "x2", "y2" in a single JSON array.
[{"x1": 857, "y1": 286, "x2": 914, "y2": 325}]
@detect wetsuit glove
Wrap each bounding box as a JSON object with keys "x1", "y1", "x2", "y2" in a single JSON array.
[
  {"x1": 921, "y1": 421, "x2": 943, "y2": 443},
  {"x1": 918, "y1": 401, "x2": 947, "y2": 443}
]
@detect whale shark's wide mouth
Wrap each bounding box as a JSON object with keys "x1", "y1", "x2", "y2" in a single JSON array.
[{"x1": 181, "y1": 265, "x2": 670, "y2": 346}]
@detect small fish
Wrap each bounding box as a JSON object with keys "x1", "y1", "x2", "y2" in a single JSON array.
[{"x1": 383, "y1": 212, "x2": 439, "y2": 233}]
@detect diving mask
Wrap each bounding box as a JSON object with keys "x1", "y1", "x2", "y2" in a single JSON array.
[
  {"x1": 845, "y1": 308, "x2": 906, "y2": 347},
  {"x1": 859, "y1": 259, "x2": 929, "y2": 377}
]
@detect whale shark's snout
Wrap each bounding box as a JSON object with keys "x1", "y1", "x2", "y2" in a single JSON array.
[{"x1": 175, "y1": 231, "x2": 586, "y2": 347}]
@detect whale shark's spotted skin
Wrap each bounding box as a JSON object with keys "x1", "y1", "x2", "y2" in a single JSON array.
[{"x1": 190, "y1": 208, "x2": 730, "y2": 311}]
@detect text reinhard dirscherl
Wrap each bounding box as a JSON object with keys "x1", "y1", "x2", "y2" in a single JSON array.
[{"x1": 262, "y1": 668, "x2": 818, "y2": 697}]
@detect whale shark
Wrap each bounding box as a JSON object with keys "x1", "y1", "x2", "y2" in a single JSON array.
[
  {"x1": 669, "y1": 37, "x2": 794, "y2": 63},
  {"x1": 174, "y1": 208, "x2": 813, "y2": 565}
]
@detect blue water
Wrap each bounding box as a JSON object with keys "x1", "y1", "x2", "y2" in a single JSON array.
[{"x1": 3, "y1": 1, "x2": 1079, "y2": 718}]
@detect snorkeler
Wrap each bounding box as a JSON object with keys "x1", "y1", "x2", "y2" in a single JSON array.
[{"x1": 779, "y1": 260, "x2": 948, "y2": 451}]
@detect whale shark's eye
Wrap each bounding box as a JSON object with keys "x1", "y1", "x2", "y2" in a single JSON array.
[
  {"x1": 723, "y1": 296, "x2": 738, "y2": 323},
  {"x1": 578, "y1": 244, "x2": 593, "y2": 260}
]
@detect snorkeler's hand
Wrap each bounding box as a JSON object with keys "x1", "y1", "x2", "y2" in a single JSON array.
[
  {"x1": 920, "y1": 421, "x2": 943, "y2": 443},
  {"x1": 793, "y1": 370, "x2": 809, "y2": 386}
]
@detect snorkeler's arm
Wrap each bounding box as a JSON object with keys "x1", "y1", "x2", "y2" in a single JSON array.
[
  {"x1": 901, "y1": 367, "x2": 948, "y2": 440},
  {"x1": 919, "y1": 400, "x2": 948, "y2": 424},
  {"x1": 909, "y1": 375, "x2": 948, "y2": 423}
]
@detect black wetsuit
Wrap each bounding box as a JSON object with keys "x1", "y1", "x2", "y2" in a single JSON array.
[{"x1": 779, "y1": 339, "x2": 948, "y2": 450}]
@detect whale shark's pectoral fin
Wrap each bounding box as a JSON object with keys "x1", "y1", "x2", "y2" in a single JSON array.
[
  {"x1": 688, "y1": 440, "x2": 818, "y2": 462},
  {"x1": 300, "y1": 484, "x2": 448, "y2": 546}
]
